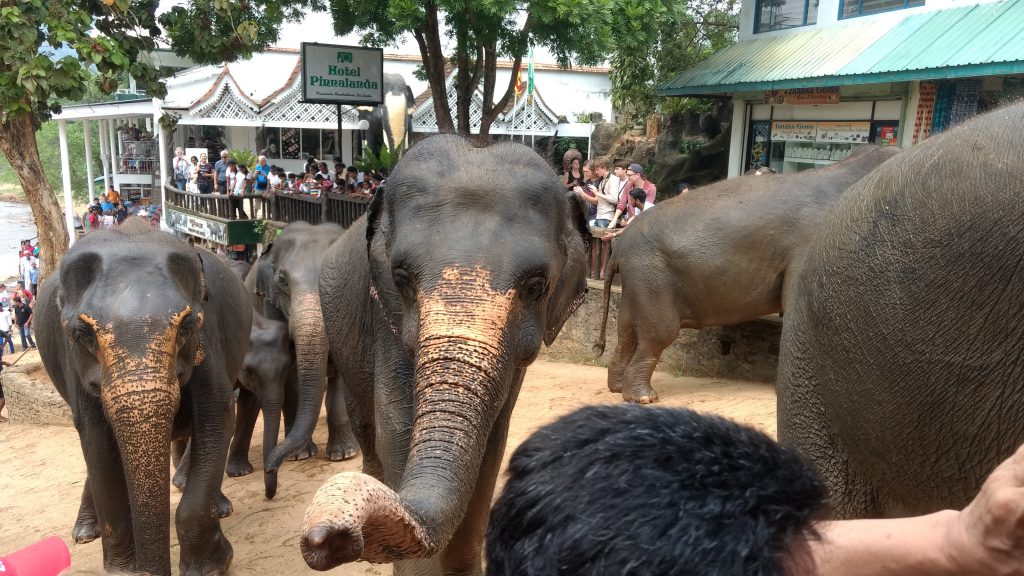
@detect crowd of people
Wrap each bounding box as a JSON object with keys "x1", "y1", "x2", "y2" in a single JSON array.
[
  {"x1": 565, "y1": 155, "x2": 688, "y2": 239},
  {"x1": 172, "y1": 148, "x2": 384, "y2": 219},
  {"x1": 82, "y1": 187, "x2": 131, "y2": 231},
  {"x1": 0, "y1": 240, "x2": 40, "y2": 422}
]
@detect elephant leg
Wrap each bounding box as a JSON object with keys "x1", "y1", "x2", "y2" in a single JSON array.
[
  {"x1": 73, "y1": 477, "x2": 101, "y2": 544},
  {"x1": 325, "y1": 373, "x2": 359, "y2": 461},
  {"x1": 74, "y1": 399, "x2": 136, "y2": 572},
  {"x1": 621, "y1": 304, "x2": 678, "y2": 404},
  {"x1": 283, "y1": 369, "x2": 318, "y2": 461},
  {"x1": 227, "y1": 386, "x2": 258, "y2": 477},
  {"x1": 171, "y1": 439, "x2": 191, "y2": 491},
  {"x1": 176, "y1": 364, "x2": 233, "y2": 576},
  {"x1": 607, "y1": 310, "x2": 638, "y2": 394}
]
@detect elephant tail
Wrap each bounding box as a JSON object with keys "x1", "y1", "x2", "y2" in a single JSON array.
[{"x1": 593, "y1": 250, "x2": 619, "y2": 358}]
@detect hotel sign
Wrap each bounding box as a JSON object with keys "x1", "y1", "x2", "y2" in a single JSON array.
[{"x1": 301, "y1": 43, "x2": 384, "y2": 105}]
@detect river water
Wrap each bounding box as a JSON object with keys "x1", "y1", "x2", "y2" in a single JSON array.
[{"x1": 0, "y1": 201, "x2": 38, "y2": 280}]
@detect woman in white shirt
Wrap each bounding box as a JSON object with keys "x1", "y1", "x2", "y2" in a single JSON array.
[{"x1": 592, "y1": 157, "x2": 624, "y2": 228}]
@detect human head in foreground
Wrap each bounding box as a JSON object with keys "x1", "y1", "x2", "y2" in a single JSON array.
[{"x1": 486, "y1": 404, "x2": 826, "y2": 575}]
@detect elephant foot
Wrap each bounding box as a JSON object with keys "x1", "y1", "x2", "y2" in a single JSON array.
[
  {"x1": 179, "y1": 529, "x2": 233, "y2": 576},
  {"x1": 326, "y1": 432, "x2": 360, "y2": 462},
  {"x1": 289, "y1": 441, "x2": 319, "y2": 461},
  {"x1": 622, "y1": 385, "x2": 659, "y2": 404},
  {"x1": 607, "y1": 380, "x2": 623, "y2": 393},
  {"x1": 225, "y1": 457, "x2": 254, "y2": 478},
  {"x1": 72, "y1": 516, "x2": 100, "y2": 544},
  {"x1": 218, "y1": 492, "x2": 233, "y2": 518}
]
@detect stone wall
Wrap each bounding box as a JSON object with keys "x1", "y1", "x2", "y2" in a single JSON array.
[
  {"x1": 3, "y1": 361, "x2": 73, "y2": 426},
  {"x1": 542, "y1": 280, "x2": 782, "y2": 382}
]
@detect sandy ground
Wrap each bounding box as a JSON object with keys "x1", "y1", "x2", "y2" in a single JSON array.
[{"x1": 0, "y1": 356, "x2": 776, "y2": 575}]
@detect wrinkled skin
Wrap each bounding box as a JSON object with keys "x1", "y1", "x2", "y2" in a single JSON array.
[
  {"x1": 303, "y1": 135, "x2": 590, "y2": 575},
  {"x1": 778, "y1": 102, "x2": 1024, "y2": 518},
  {"x1": 35, "y1": 221, "x2": 250, "y2": 576},
  {"x1": 595, "y1": 145, "x2": 900, "y2": 403},
  {"x1": 247, "y1": 221, "x2": 359, "y2": 499}
]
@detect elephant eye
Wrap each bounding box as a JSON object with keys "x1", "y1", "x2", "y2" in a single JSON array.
[
  {"x1": 276, "y1": 271, "x2": 290, "y2": 293},
  {"x1": 520, "y1": 275, "x2": 548, "y2": 304},
  {"x1": 392, "y1": 267, "x2": 416, "y2": 303},
  {"x1": 67, "y1": 319, "x2": 99, "y2": 354}
]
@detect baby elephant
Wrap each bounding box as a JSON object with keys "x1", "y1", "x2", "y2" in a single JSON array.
[{"x1": 35, "y1": 220, "x2": 251, "y2": 576}]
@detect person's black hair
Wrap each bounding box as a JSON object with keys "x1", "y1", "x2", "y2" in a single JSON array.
[
  {"x1": 629, "y1": 188, "x2": 647, "y2": 204},
  {"x1": 486, "y1": 404, "x2": 826, "y2": 576},
  {"x1": 227, "y1": 159, "x2": 237, "y2": 166},
  {"x1": 346, "y1": 166, "x2": 357, "y2": 173}
]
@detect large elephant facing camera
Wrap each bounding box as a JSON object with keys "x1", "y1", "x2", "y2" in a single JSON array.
[
  {"x1": 35, "y1": 220, "x2": 250, "y2": 576},
  {"x1": 778, "y1": 101, "x2": 1024, "y2": 518},
  {"x1": 300, "y1": 135, "x2": 590, "y2": 574}
]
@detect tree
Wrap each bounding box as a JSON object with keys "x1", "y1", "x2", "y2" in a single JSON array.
[
  {"x1": 0, "y1": 0, "x2": 314, "y2": 278},
  {"x1": 329, "y1": 0, "x2": 615, "y2": 143},
  {"x1": 609, "y1": 0, "x2": 739, "y2": 127}
]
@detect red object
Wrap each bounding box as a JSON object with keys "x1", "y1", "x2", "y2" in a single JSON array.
[
  {"x1": 514, "y1": 68, "x2": 525, "y2": 96},
  {"x1": 0, "y1": 536, "x2": 71, "y2": 576}
]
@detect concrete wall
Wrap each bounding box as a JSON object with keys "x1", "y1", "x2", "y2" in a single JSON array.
[
  {"x1": 3, "y1": 362, "x2": 73, "y2": 426},
  {"x1": 542, "y1": 280, "x2": 782, "y2": 383}
]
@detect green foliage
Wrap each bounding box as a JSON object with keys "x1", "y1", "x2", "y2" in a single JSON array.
[
  {"x1": 554, "y1": 136, "x2": 588, "y2": 160},
  {"x1": 353, "y1": 141, "x2": 400, "y2": 173},
  {"x1": 609, "y1": 0, "x2": 739, "y2": 127},
  {"x1": 228, "y1": 148, "x2": 259, "y2": 172},
  {"x1": 678, "y1": 137, "x2": 705, "y2": 156}
]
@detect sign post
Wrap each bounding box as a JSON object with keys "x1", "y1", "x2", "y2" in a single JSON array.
[{"x1": 301, "y1": 43, "x2": 385, "y2": 106}]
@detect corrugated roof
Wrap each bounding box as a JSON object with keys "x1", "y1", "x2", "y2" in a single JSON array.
[{"x1": 659, "y1": 0, "x2": 1024, "y2": 96}]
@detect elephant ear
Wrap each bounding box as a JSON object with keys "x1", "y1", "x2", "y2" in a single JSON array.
[
  {"x1": 364, "y1": 183, "x2": 403, "y2": 335},
  {"x1": 544, "y1": 192, "x2": 591, "y2": 346}
]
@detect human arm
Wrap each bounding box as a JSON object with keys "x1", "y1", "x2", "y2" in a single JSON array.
[
  {"x1": 574, "y1": 185, "x2": 598, "y2": 206},
  {"x1": 608, "y1": 207, "x2": 624, "y2": 230},
  {"x1": 804, "y1": 443, "x2": 1024, "y2": 576}
]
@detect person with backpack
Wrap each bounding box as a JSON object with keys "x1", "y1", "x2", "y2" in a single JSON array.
[{"x1": 172, "y1": 147, "x2": 190, "y2": 191}]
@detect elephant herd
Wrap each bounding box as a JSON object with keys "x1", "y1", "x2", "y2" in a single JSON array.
[{"x1": 33, "y1": 101, "x2": 1024, "y2": 575}]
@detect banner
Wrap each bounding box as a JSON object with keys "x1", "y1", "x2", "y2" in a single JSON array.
[
  {"x1": 763, "y1": 87, "x2": 840, "y2": 105},
  {"x1": 816, "y1": 121, "x2": 871, "y2": 143},
  {"x1": 301, "y1": 43, "x2": 384, "y2": 105},
  {"x1": 166, "y1": 209, "x2": 228, "y2": 244},
  {"x1": 770, "y1": 121, "x2": 817, "y2": 142}
]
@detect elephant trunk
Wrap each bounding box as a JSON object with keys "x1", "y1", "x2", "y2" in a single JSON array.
[
  {"x1": 301, "y1": 266, "x2": 514, "y2": 569},
  {"x1": 264, "y1": 292, "x2": 327, "y2": 498},
  {"x1": 260, "y1": 380, "x2": 284, "y2": 499},
  {"x1": 99, "y1": 333, "x2": 182, "y2": 576}
]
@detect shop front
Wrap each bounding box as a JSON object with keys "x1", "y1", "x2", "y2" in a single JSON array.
[{"x1": 743, "y1": 95, "x2": 902, "y2": 174}]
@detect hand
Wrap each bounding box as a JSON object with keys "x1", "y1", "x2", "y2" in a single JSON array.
[{"x1": 943, "y1": 443, "x2": 1024, "y2": 575}]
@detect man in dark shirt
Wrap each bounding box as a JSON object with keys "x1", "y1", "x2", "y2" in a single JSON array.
[{"x1": 11, "y1": 297, "x2": 34, "y2": 351}]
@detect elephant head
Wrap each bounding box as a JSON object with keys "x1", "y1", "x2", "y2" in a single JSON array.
[
  {"x1": 300, "y1": 135, "x2": 590, "y2": 568},
  {"x1": 252, "y1": 221, "x2": 345, "y2": 497},
  {"x1": 50, "y1": 222, "x2": 209, "y2": 572},
  {"x1": 358, "y1": 73, "x2": 416, "y2": 157}
]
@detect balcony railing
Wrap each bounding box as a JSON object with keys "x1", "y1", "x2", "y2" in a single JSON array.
[
  {"x1": 164, "y1": 185, "x2": 371, "y2": 229},
  {"x1": 167, "y1": 187, "x2": 269, "y2": 221}
]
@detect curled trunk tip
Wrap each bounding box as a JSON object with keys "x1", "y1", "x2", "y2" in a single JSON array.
[{"x1": 300, "y1": 472, "x2": 435, "y2": 570}]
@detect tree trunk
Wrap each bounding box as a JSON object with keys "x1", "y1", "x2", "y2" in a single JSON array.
[
  {"x1": 414, "y1": 3, "x2": 456, "y2": 135},
  {"x1": 0, "y1": 111, "x2": 70, "y2": 280}
]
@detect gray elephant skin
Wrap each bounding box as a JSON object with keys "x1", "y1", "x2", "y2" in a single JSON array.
[
  {"x1": 246, "y1": 221, "x2": 359, "y2": 498},
  {"x1": 359, "y1": 72, "x2": 416, "y2": 155},
  {"x1": 35, "y1": 221, "x2": 251, "y2": 576},
  {"x1": 594, "y1": 145, "x2": 899, "y2": 403},
  {"x1": 300, "y1": 135, "x2": 590, "y2": 574},
  {"x1": 778, "y1": 101, "x2": 1024, "y2": 518}
]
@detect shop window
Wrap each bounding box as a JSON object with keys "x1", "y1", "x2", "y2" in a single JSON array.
[
  {"x1": 755, "y1": 0, "x2": 817, "y2": 33},
  {"x1": 839, "y1": 0, "x2": 924, "y2": 19},
  {"x1": 280, "y1": 128, "x2": 300, "y2": 159}
]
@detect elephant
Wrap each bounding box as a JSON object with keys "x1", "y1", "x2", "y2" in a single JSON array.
[
  {"x1": 247, "y1": 221, "x2": 359, "y2": 499},
  {"x1": 299, "y1": 135, "x2": 591, "y2": 574},
  {"x1": 359, "y1": 72, "x2": 416, "y2": 156},
  {"x1": 594, "y1": 144, "x2": 900, "y2": 403},
  {"x1": 777, "y1": 101, "x2": 1024, "y2": 519},
  {"x1": 35, "y1": 220, "x2": 250, "y2": 576}
]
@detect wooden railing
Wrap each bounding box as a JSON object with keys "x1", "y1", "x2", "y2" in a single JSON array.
[
  {"x1": 166, "y1": 186, "x2": 268, "y2": 220},
  {"x1": 164, "y1": 184, "x2": 372, "y2": 230}
]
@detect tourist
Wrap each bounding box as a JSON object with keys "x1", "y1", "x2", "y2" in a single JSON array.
[
  {"x1": 214, "y1": 150, "x2": 229, "y2": 194},
  {"x1": 591, "y1": 157, "x2": 622, "y2": 229},
  {"x1": 562, "y1": 156, "x2": 584, "y2": 192},
  {"x1": 105, "y1": 185, "x2": 120, "y2": 205},
  {"x1": 253, "y1": 155, "x2": 271, "y2": 198},
  {"x1": 188, "y1": 155, "x2": 200, "y2": 192},
  {"x1": 0, "y1": 355, "x2": 10, "y2": 422},
  {"x1": 11, "y1": 296, "x2": 34, "y2": 351},
  {"x1": 0, "y1": 303, "x2": 13, "y2": 354},
  {"x1": 196, "y1": 153, "x2": 215, "y2": 194},
  {"x1": 608, "y1": 163, "x2": 656, "y2": 230},
  {"x1": 231, "y1": 165, "x2": 250, "y2": 219},
  {"x1": 572, "y1": 160, "x2": 599, "y2": 224},
  {"x1": 28, "y1": 262, "x2": 38, "y2": 296},
  {"x1": 172, "y1": 147, "x2": 190, "y2": 191}
]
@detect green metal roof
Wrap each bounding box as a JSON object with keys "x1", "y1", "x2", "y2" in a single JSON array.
[{"x1": 658, "y1": 0, "x2": 1024, "y2": 96}]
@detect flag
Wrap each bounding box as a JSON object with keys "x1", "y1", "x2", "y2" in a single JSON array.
[
  {"x1": 526, "y1": 47, "x2": 535, "y2": 104},
  {"x1": 514, "y1": 67, "x2": 525, "y2": 97}
]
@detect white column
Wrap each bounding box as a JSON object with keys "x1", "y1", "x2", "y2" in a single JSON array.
[
  {"x1": 154, "y1": 98, "x2": 170, "y2": 231},
  {"x1": 98, "y1": 119, "x2": 111, "y2": 192},
  {"x1": 58, "y1": 120, "x2": 76, "y2": 247},
  {"x1": 83, "y1": 119, "x2": 95, "y2": 201},
  {"x1": 108, "y1": 119, "x2": 118, "y2": 191},
  {"x1": 727, "y1": 98, "x2": 747, "y2": 179}
]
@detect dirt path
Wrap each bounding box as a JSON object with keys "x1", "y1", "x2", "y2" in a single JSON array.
[{"x1": 0, "y1": 358, "x2": 775, "y2": 575}]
